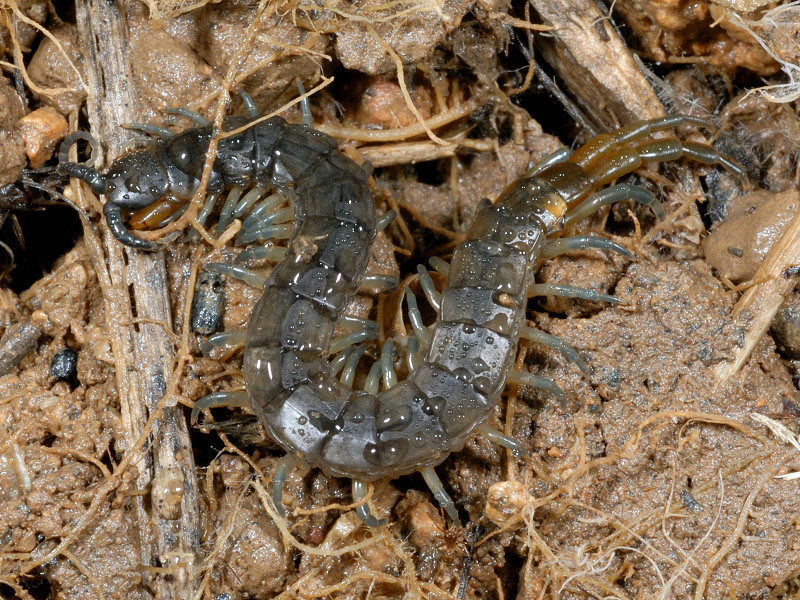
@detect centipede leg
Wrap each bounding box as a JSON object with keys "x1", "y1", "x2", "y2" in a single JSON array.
[
  {"x1": 380, "y1": 339, "x2": 398, "y2": 389},
  {"x1": 273, "y1": 454, "x2": 298, "y2": 518},
  {"x1": 328, "y1": 328, "x2": 377, "y2": 355},
  {"x1": 527, "y1": 147, "x2": 573, "y2": 175},
  {"x1": 190, "y1": 390, "x2": 249, "y2": 424},
  {"x1": 376, "y1": 210, "x2": 396, "y2": 231},
  {"x1": 201, "y1": 329, "x2": 246, "y2": 358},
  {"x1": 359, "y1": 274, "x2": 399, "y2": 293},
  {"x1": 429, "y1": 256, "x2": 450, "y2": 276},
  {"x1": 475, "y1": 422, "x2": 529, "y2": 458},
  {"x1": 339, "y1": 315, "x2": 379, "y2": 333},
  {"x1": 217, "y1": 185, "x2": 244, "y2": 235},
  {"x1": 339, "y1": 346, "x2": 367, "y2": 386},
  {"x1": 417, "y1": 265, "x2": 441, "y2": 310},
  {"x1": 124, "y1": 123, "x2": 173, "y2": 138},
  {"x1": 364, "y1": 361, "x2": 382, "y2": 395},
  {"x1": 185, "y1": 192, "x2": 219, "y2": 240},
  {"x1": 541, "y1": 235, "x2": 633, "y2": 259},
  {"x1": 352, "y1": 480, "x2": 386, "y2": 527},
  {"x1": 239, "y1": 90, "x2": 259, "y2": 119},
  {"x1": 520, "y1": 326, "x2": 589, "y2": 376},
  {"x1": 404, "y1": 288, "x2": 431, "y2": 348},
  {"x1": 166, "y1": 107, "x2": 211, "y2": 126},
  {"x1": 506, "y1": 370, "x2": 566, "y2": 408},
  {"x1": 206, "y1": 262, "x2": 267, "y2": 288},
  {"x1": 234, "y1": 245, "x2": 287, "y2": 265},
  {"x1": 297, "y1": 80, "x2": 313, "y2": 127},
  {"x1": 420, "y1": 466, "x2": 459, "y2": 524},
  {"x1": 527, "y1": 282, "x2": 619, "y2": 304},
  {"x1": 564, "y1": 183, "x2": 664, "y2": 226}
]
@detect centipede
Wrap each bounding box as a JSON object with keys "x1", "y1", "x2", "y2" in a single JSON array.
[{"x1": 59, "y1": 99, "x2": 748, "y2": 526}]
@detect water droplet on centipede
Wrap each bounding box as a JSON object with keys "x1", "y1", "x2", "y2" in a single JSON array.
[
  {"x1": 453, "y1": 367, "x2": 471, "y2": 381},
  {"x1": 423, "y1": 397, "x2": 446, "y2": 416},
  {"x1": 351, "y1": 411, "x2": 364, "y2": 424},
  {"x1": 377, "y1": 404, "x2": 412, "y2": 433},
  {"x1": 363, "y1": 442, "x2": 380, "y2": 466},
  {"x1": 378, "y1": 438, "x2": 408, "y2": 465},
  {"x1": 471, "y1": 358, "x2": 489, "y2": 373},
  {"x1": 297, "y1": 415, "x2": 307, "y2": 425}
]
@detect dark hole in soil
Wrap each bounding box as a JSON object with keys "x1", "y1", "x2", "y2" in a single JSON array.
[{"x1": 1, "y1": 203, "x2": 82, "y2": 294}]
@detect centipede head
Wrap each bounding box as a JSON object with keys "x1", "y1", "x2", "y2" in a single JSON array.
[{"x1": 103, "y1": 151, "x2": 171, "y2": 210}]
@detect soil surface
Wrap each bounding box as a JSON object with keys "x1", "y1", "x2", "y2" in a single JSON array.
[{"x1": 1, "y1": 1, "x2": 799, "y2": 599}]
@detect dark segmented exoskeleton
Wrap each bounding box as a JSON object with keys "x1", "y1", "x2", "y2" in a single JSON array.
[{"x1": 58, "y1": 106, "x2": 747, "y2": 526}]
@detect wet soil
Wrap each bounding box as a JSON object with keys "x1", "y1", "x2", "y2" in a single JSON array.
[{"x1": 1, "y1": 1, "x2": 800, "y2": 599}]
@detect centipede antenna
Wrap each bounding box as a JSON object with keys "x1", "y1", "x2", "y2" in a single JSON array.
[
  {"x1": 190, "y1": 390, "x2": 249, "y2": 425},
  {"x1": 238, "y1": 89, "x2": 259, "y2": 119},
  {"x1": 380, "y1": 339, "x2": 398, "y2": 389},
  {"x1": 124, "y1": 122, "x2": 174, "y2": 139},
  {"x1": 340, "y1": 346, "x2": 366, "y2": 387},
  {"x1": 506, "y1": 370, "x2": 566, "y2": 409},
  {"x1": 526, "y1": 147, "x2": 572, "y2": 175},
  {"x1": 541, "y1": 235, "x2": 633, "y2": 259},
  {"x1": 234, "y1": 245, "x2": 287, "y2": 265},
  {"x1": 520, "y1": 325, "x2": 590, "y2": 376},
  {"x1": 328, "y1": 328, "x2": 377, "y2": 355},
  {"x1": 58, "y1": 131, "x2": 101, "y2": 167},
  {"x1": 475, "y1": 422, "x2": 529, "y2": 458},
  {"x1": 417, "y1": 265, "x2": 441, "y2": 311},
  {"x1": 339, "y1": 315, "x2": 379, "y2": 333},
  {"x1": 359, "y1": 274, "x2": 399, "y2": 293},
  {"x1": 420, "y1": 467, "x2": 459, "y2": 523},
  {"x1": 565, "y1": 183, "x2": 663, "y2": 226},
  {"x1": 166, "y1": 107, "x2": 211, "y2": 127},
  {"x1": 206, "y1": 262, "x2": 267, "y2": 289},
  {"x1": 201, "y1": 329, "x2": 247, "y2": 357},
  {"x1": 233, "y1": 185, "x2": 271, "y2": 220},
  {"x1": 352, "y1": 480, "x2": 386, "y2": 527},
  {"x1": 404, "y1": 288, "x2": 431, "y2": 348},
  {"x1": 527, "y1": 282, "x2": 619, "y2": 305},
  {"x1": 429, "y1": 256, "x2": 450, "y2": 277},
  {"x1": 185, "y1": 192, "x2": 219, "y2": 240},
  {"x1": 376, "y1": 210, "x2": 396, "y2": 231},
  {"x1": 58, "y1": 160, "x2": 108, "y2": 195},
  {"x1": 217, "y1": 185, "x2": 243, "y2": 235},
  {"x1": 364, "y1": 361, "x2": 382, "y2": 395},
  {"x1": 273, "y1": 454, "x2": 298, "y2": 518}
]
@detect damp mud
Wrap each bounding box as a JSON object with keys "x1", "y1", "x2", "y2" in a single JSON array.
[{"x1": 1, "y1": 1, "x2": 800, "y2": 599}]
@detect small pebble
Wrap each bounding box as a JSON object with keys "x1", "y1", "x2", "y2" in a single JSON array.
[{"x1": 50, "y1": 348, "x2": 78, "y2": 380}]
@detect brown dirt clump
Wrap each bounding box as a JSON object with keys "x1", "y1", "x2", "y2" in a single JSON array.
[{"x1": 1, "y1": 0, "x2": 800, "y2": 598}]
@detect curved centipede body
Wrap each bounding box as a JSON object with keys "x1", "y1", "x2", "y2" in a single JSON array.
[{"x1": 59, "y1": 107, "x2": 747, "y2": 526}]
